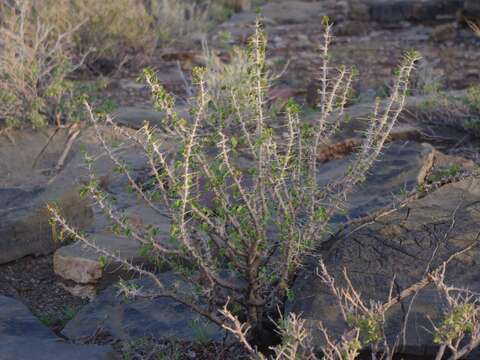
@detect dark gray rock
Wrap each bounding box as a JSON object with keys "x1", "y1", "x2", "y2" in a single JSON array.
[
  {"x1": 0, "y1": 296, "x2": 117, "y2": 360},
  {"x1": 110, "y1": 107, "x2": 166, "y2": 129},
  {"x1": 62, "y1": 274, "x2": 225, "y2": 343},
  {"x1": 110, "y1": 105, "x2": 190, "y2": 130},
  {"x1": 290, "y1": 177, "x2": 480, "y2": 356},
  {"x1": 0, "y1": 188, "x2": 93, "y2": 264},
  {"x1": 349, "y1": 0, "x2": 463, "y2": 23},
  {"x1": 318, "y1": 140, "x2": 432, "y2": 223},
  {"x1": 0, "y1": 125, "x2": 148, "y2": 265},
  {"x1": 464, "y1": 0, "x2": 480, "y2": 18}
]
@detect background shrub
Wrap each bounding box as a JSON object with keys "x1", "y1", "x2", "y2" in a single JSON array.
[
  {"x1": 0, "y1": 1, "x2": 82, "y2": 128},
  {"x1": 36, "y1": 0, "x2": 158, "y2": 71}
]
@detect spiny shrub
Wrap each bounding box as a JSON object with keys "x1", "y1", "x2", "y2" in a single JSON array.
[
  {"x1": 254, "y1": 258, "x2": 480, "y2": 360},
  {"x1": 49, "y1": 17, "x2": 420, "y2": 353}
]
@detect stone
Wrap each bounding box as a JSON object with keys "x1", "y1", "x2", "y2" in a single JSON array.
[
  {"x1": 431, "y1": 22, "x2": 457, "y2": 42},
  {"x1": 54, "y1": 233, "x2": 145, "y2": 286},
  {"x1": 348, "y1": 0, "x2": 464, "y2": 23},
  {"x1": 221, "y1": 0, "x2": 251, "y2": 12},
  {"x1": 62, "y1": 274, "x2": 225, "y2": 343},
  {"x1": 348, "y1": 0, "x2": 371, "y2": 21},
  {"x1": 110, "y1": 106, "x2": 166, "y2": 129},
  {"x1": 215, "y1": 0, "x2": 344, "y2": 41},
  {"x1": 260, "y1": 1, "x2": 328, "y2": 25},
  {"x1": 464, "y1": 0, "x2": 480, "y2": 19},
  {"x1": 0, "y1": 189, "x2": 93, "y2": 264},
  {"x1": 0, "y1": 125, "x2": 148, "y2": 264},
  {"x1": 416, "y1": 148, "x2": 476, "y2": 184},
  {"x1": 317, "y1": 141, "x2": 432, "y2": 222},
  {"x1": 335, "y1": 21, "x2": 371, "y2": 37},
  {"x1": 0, "y1": 295, "x2": 117, "y2": 360},
  {"x1": 59, "y1": 283, "x2": 97, "y2": 301},
  {"x1": 54, "y1": 204, "x2": 171, "y2": 286},
  {"x1": 290, "y1": 177, "x2": 480, "y2": 356}
]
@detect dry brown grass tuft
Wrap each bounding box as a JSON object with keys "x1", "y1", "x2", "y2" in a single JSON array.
[
  {"x1": 0, "y1": 1, "x2": 82, "y2": 127},
  {"x1": 37, "y1": 0, "x2": 158, "y2": 68}
]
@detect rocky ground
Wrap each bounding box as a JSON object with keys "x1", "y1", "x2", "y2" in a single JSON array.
[{"x1": 1, "y1": 0, "x2": 480, "y2": 359}]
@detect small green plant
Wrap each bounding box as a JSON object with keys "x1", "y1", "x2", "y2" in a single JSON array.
[
  {"x1": 434, "y1": 304, "x2": 475, "y2": 345},
  {"x1": 188, "y1": 318, "x2": 212, "y2": 345},
  {"x1": 428, "y1": 164, "x2": 462, "y2": 183},
  {"x1": 38, "y1": 307, "x2": 77, "y2": 328},
  {"x1": 346, "y1": 313, "x2": 383, "y2": 346},
  {"x1": 415, "y1": 85, "x2": 480, "y2": 139}
]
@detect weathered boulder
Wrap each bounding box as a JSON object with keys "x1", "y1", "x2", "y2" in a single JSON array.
[
  {"x1": 220, "y1": 0, "x2": 251, "y2": 12},
  {"x1": 464, "y1": 0, "x2": 480, "y2": 18},
  {"x1": 349, "y1": 0, "x2": 463, "y2": 23},
  {"x1": 0, "y1": 295, "x2": 117, "y2": 360},
  {"x1": 62, "y1": 274, "x2": 225, "y2": 343},
  {"x1": 431, "y1": 22, "x2": 457, "y2": 42},
  {"x1": 215, "y1": 0, "x2": 346, "y2": 41},
  {"x1": 290, "y1": 177, "x2": 480, "y2": 356},
  {"x1": 0, "y1": 188, "x2": 92, "y2": 264},
  {"x1": 0, "y1": 125, "x2": 148, "y2": 265},
  {"x1": 110, "y1": 106, "x2": 166, "y2": 129}
]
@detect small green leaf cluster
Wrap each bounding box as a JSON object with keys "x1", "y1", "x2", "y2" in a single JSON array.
[
  {"x1": 346, "y1": 313, "x2": 383, "y2": 346},
  {"x1": 434, "y1": 303, "x2": 475, "y2": 345}
]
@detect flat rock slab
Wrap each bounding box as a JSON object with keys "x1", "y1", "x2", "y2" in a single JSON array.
[
  {"x1": 290, "y1": 177, "x2": 480, "y2": 356},
  {"x1": 0, "y1": 295, "x2": 117, "y2": 360},
  {"x1": 62, "y1": 274, "x2": 225, "y2": 344},
  {"x1": 53, "y1": 137, "x2": 475, "y2": 290},
  {"x1": 318, "y1": 140, "x2": 431, "y2": 222}
]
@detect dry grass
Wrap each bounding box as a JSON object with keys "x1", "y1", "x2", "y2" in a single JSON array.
[
  {"x1": 0, "y1": 0, "x2": 248, "y2": 127},
  {"x1": 3, "y1": 0, "x2": 250, "y2": 72},
  {"x1": 37, "y1": 0, "x2": 158, "y2": 68},
  {"x1": 0, "y1": 1, "x2": 82, "y2": 127}
]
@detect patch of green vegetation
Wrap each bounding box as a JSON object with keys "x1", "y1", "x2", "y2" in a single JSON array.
[
  {"x1": 37, "y1": 307, "x2": 77, "y2": 328},
  {"x1": 416, "y1": 183, "x2": 427, "y2": 197},
  {"x1": 428, "y1": 164, "x2": 462, "y2": 183},
  {"x1": 434, "y1": 304, "x2": 475, "y2": 345},
  {"x1": 416, "y1": 86, "x2": 480, "y2": 138},
  {"x1": 188, "y1": 319, "x2": 212, "y2": 345},
  {"x1": 346, "y1": 313, "x2": 383, "y2": 346},
  {"x1": 121, "y1": 338, "x2": 181, "y2": 360}
]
